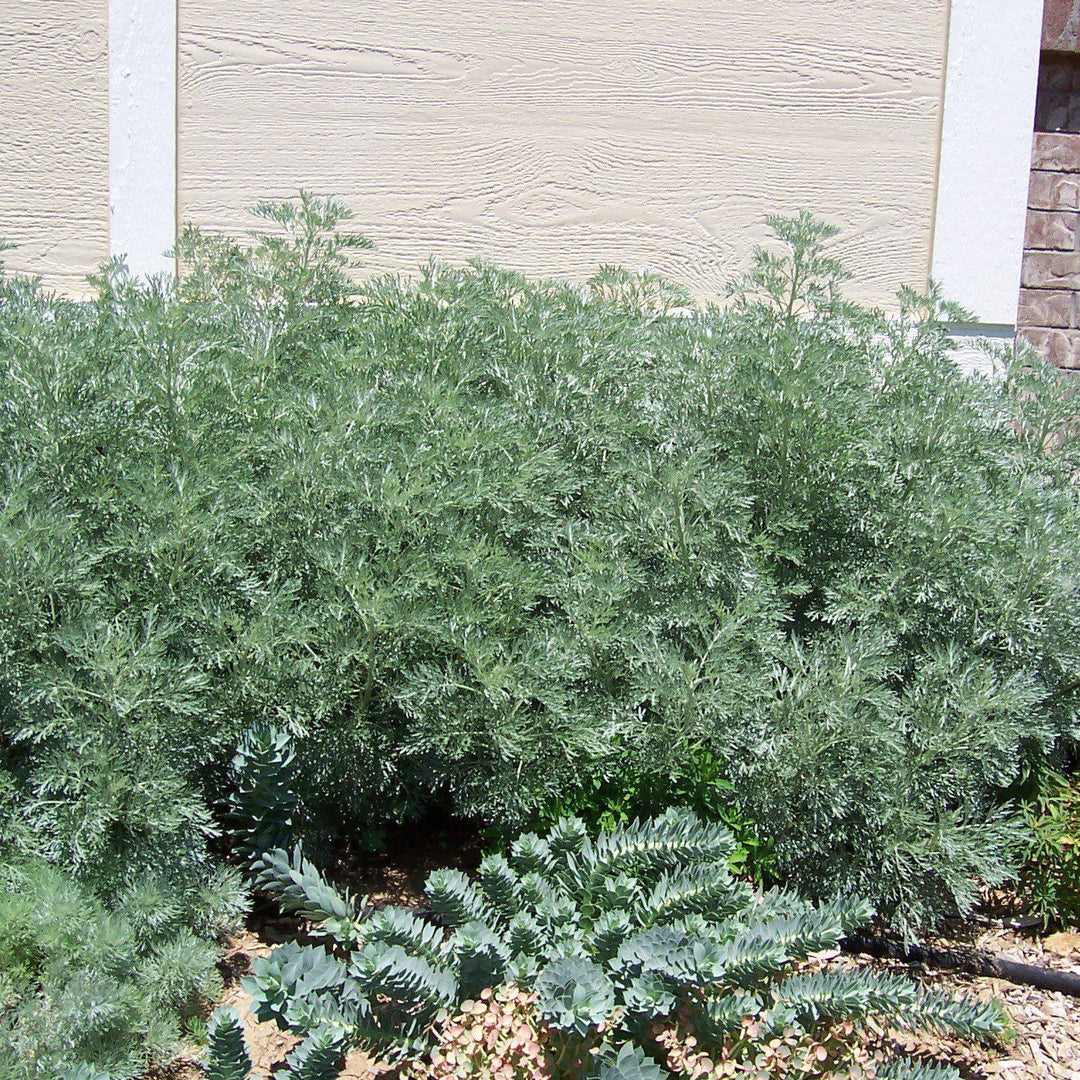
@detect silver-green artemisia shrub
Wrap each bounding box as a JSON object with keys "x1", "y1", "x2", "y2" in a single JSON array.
[
  {"x1": 3, "y1": 198, "x2": 1080, "y2": 945},
  {"x1": 0, "y1": 858, "x2": 248, "y2": 1080},
  {"x1": 204, "y1": 730, "x2": 1002, "y2": 1080}
]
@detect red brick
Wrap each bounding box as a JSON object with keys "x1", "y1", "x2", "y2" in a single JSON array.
[
  {"x1": 1028, "y1": 171, "x2": 1080, "y2": 211},
  {"x1": 1032, "y1": 132, "x2": 1080, "y2": 171},
  {"x1": 1043, "y1": 0, "x2": 1080, "y2": 51},
  {"x1": 1018, "y1": 327, "x2": 1080, "y2": 369},
  {"x1": 1025, "y1": 209, "x2": 1077, "y2": 250},
  {"x1": 1018, "y1": 288, "x2": 1075, "y2": 328},
  {"x1": 1022, "y1": 251, "x2": 1080, "y2": 289}
]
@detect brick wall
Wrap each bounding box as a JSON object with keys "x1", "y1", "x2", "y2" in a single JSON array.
[
  {"x1": 1043, "y1": 0, "x2": 1080, "y2": 51},
  {"x1": 1019, "y1": 133, "x2": 1080, "y2": 368},
  {"x1": 1017, "y1": 2, "x2": 1080, "y2": 369}
]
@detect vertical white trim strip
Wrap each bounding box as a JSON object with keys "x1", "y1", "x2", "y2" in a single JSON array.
[
  {"x1": 109, "y1": 0, "x2": 177, "y2": 277},
  {"x1": 931, "y1": 0, "x2": 1042, "y2": 325}
]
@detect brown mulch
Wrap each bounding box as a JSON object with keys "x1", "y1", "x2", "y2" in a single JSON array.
[{"x1": 834, "y1": 921, "x2": 1080, "y2": 1079}]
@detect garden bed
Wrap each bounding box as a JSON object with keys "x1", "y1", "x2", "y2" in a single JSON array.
[
  {"x1": 174, "y1": 899, "x2": 1080, "y2": 1080},
  {"x1": 167, "y1": 823, "x2": 1080, "y2": 1080},
  {"x1": 5, "y1": 200, "x2": 1080, "y2": 1079}
]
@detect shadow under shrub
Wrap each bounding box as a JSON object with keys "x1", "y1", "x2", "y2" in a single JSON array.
[{"x1": 1, "y1": 203, "x2": 1079, "y2": 936}]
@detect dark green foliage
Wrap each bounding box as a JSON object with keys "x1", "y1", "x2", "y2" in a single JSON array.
[
  {"x1": 1014, "y1": 766, "x2": 1080, "y2": 925},
  {"x1": 501, "y1": 753, "x2": 776, "y2": 885},
  {"x1": 0, "y1": 859, "x2": 247, "y2": 1080},
  {"x1": 241, "y1": 803, "x2": 1003, "y2": 1077},
  {"x1": 205, "y1": 1006, "x2": 252, "y2": 1080},
  {"x1": 3, "y1": 196, "x2": 1080, "y2": 943}
]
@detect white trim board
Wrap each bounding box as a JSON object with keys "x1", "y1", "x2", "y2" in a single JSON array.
[
  {"x1": 947, "y1": 322, "x2": 1014, "y2": 380},
  {"x1": 108, "y1": 0, "x2": 177, "y2": 277},
  {"x1": 930, "y1": 0, "x2": 1042, "y2": 326}
]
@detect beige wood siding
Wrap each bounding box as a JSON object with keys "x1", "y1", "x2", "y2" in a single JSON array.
[
  {"x1": 179, "y1": 0, "x2": 949, "y2": 307},
  {"x1": 0, "y1": 1, "x2": 108, "y2": 294}
]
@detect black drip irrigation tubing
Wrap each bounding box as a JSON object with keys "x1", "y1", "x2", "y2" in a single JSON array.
[{"x1": 842, "y1": 934, "x2": 1080, "y2": 998}]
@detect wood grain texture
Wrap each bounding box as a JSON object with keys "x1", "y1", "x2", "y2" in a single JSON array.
[
  {"x1": 0, "y1": 1, "x2": 108, "y2": 295},
  {"x1": 179, "y1": 0, "x2": 948, "y2": 307}
]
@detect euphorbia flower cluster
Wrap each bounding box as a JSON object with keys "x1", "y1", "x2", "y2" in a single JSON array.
[
  {"x1": 653, "y1": 1013, "x2": 880, "y2": 1079},
  {"x1": 407, "y1": 984, "x2": 553, "y2": 1080}
]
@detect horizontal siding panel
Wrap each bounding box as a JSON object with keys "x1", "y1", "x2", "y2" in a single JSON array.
[
  {"x1": 178, "y1": 0, "x2": 948, "y2": 307},
  {"x1": 0, "y1": 2, "x2": 108, "y2": 295}
]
